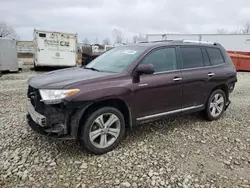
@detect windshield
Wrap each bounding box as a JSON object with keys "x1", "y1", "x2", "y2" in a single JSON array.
[{"x1": 85, "y1": 45, "x2": 148, "y2": 73}]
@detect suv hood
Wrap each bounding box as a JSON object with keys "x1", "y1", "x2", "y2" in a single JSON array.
[{"x1": 28, "y1": 67, "x2": 115, "y2": 89}]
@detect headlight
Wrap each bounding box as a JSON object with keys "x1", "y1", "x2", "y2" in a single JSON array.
[{"x1": 39, "y1": 89, "x2": 79, "y2": 104}]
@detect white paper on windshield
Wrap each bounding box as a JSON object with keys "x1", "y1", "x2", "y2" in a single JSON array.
[{"x1": 122, "y1": 50, "x2": 137, "y2": 55}]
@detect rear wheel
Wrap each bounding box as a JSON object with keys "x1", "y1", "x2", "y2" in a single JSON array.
[
  {"x1": 79, "y1": 107, "x2": 126, "y2": 155},
  {"x1": 205, "y1": 89, "x2": 226, "y2": 121}
]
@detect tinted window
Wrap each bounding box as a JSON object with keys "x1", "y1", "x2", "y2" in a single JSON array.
[
  {"x1": 39, "y1": 33, "x2": 46, "y2": 37},
  {"x1": 207, "y1": 48, "x2": 224, "y2": 65},
  {"x1": 180, "y1": 47, "x2": 204, "y2": 69},
  {"x1": 202, "y1": 48, "x2": 211, "y2": 66},
  {"x1": 141, "y1": 48, "x2": 177, "y2": 72}
]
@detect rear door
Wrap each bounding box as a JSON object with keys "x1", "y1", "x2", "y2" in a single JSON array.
[
  {"x1": 179, "y1": 46, "x2": 210, "y2": 109},
  {"x1": 133, "y1": 47, "x2": 183, "y2": 119}
]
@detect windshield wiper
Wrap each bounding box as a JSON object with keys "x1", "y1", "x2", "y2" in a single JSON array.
[{"x1": 84, "y1": 67, "x2": 100, "y2": 72}]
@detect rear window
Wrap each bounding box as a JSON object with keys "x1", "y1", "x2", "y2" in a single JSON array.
[
  {"x1": 180, "y1": 47, "x2": 204, "y2": 69},
  {"x1": 207, "y1": 48, "x2": 224, "y2": 65}
]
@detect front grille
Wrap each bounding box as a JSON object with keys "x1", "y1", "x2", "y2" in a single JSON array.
[{"x1": 27, "y1": 86, "x2": 44, "y2": 115}]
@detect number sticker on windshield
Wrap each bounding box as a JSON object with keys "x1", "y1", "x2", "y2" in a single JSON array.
[{"x1": 122, "y1": 50, "x2": 137, "y2": 55}]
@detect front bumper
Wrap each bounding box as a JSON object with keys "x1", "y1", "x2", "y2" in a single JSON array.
[
  {"x1": 27, "y1": 100, "x2": 46, "y2": 126},
  {"x1": 27, "y1": 115, "x2": 73, "y2": 139},
  {"x1": 26, "y1": 100, "x2": 73, "y2": 139}
]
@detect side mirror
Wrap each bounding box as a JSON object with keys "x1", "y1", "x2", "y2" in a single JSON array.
[
  {"x1": 133, "y1": 64, "x2": 155, "y2": 83},
  {"x1": 135, "y1": 64, "x2": 155, "y2": 75}
]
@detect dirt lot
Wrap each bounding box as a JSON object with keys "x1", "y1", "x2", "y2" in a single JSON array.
[{"x1": 0, "y1": 67, "x2": 250, "y2": 188}]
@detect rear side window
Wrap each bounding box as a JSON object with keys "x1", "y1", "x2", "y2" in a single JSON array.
[
  {"x1": 202, "y1": 48, "x2": 211, "y2": 66},
  {"x1": 180, "y1": 47, "x2": 204, "y2": 69},
  {"x1": 206, "y1": 48, "x2": 224, "y2": 65}
]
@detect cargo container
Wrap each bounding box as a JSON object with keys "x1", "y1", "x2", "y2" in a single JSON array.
[
  {"x1": 0, "y1": 38, "x2": 18, "y2": 73},
  {"x1": 33, "y1": 29, "x2": 77, "y2": 68},
  {"x1": 228, "y1": 51, "x2": 250, "y2": 71}
]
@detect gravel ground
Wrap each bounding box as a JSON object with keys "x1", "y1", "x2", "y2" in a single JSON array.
[{"x1": 0, "y1": 67, "x2": 250, "y2": 188}]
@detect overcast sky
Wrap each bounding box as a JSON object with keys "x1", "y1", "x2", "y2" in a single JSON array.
[{"x1": 1, "y1": 0, "x2": 250, "y2": 43}]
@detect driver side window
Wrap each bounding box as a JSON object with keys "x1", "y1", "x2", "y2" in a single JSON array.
[{"x1": 141, "y1": 48, "x2": 177, "y2": 73}]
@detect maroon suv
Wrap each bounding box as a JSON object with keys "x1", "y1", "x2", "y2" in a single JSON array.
[{"x1": 27, "y1": 40, "x2": 237, "y2": 154}]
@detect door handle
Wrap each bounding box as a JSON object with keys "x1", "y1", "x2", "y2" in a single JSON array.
[
  {"x1": 208, "y1": 72, "x2": 215, "y2": 77},
  {"x1": 173, "y1": 77, "x2": 182, "y2": 81}
]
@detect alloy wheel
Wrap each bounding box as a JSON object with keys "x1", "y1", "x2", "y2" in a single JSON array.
[
  {"x1": 89, "y1": 113, "x2": 121, "y2": 149},
  {"x1": 210, "y1": 93, "x2": 225, "y2": 117}
]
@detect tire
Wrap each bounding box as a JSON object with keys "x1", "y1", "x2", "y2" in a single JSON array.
[
  {"x1": 79, "y1": 107, "x2": 126, "y2": 155},
  {"x1": 205, "y1": 89, "x2": 226, "y2": 121}
]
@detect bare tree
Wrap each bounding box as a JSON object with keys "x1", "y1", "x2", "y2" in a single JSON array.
[
  {"x1": 95, "y1": 37, "x2": 99, "y2": 44},
  {"x1": 132, "y1": 33, "x2": 147, "y2": 43},
  {"x1": 83, "y1": 38, "x2": 89, "y2": 44},
  {"x1": 241, "y1": 22, "x2": 250, "y2": 34},
  {"x1": 217, "y1": 22, "x2": 250, "y2": 34},
  {"x1": 230, "y1": 29, "x2": 241, "y2": 34},
  {"x1": 102, "y1": 37, "x2": 111, "y2": 45},
  {"x1": 0, "y1": 21, "x2": 19, "y2": 39},
  {"x1": 112, "y1": 29, "x2": 124, "y2": 44},
  {"x1": 217, "y1": 28, "x2": 228, "y2": 34}
]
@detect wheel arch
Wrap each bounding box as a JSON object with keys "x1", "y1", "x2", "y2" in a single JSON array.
[
  {"x1": 70, "y1": 98, "x2": 133, "y2": 139},
  {"x1": 211, "y1": 84, "x2": 229, "y2": 101}
]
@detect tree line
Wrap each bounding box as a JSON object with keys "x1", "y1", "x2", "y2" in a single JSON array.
[
  {"x1": 217, "y1": 21, "x2": 250, "y2": 34},
  {"x1": 3, "y1": 20, "x2": 250, "y2": 44},
  {"x1": 0, "y1": 21, "x2": 147, "y2": 45},
  {"x1": 83, "y1": 29, "x2": 147, "y2": 45}
]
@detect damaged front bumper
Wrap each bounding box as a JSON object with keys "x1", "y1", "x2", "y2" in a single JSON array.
[{"x1": 26, "y1": 100, "x2": 74, "y2": 139}]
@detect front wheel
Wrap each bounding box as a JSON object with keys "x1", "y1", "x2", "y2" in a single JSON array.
[
  {"x1": 79, "y1": 107, "x2": 126, "y2": 155},
  {"x1": 205, "y1": 89, "x2": 226, "y2": 121}
]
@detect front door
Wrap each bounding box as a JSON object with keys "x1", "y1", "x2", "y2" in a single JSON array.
[{"x1": 133, "y1": 47, "x2": 183, "y2": 120}]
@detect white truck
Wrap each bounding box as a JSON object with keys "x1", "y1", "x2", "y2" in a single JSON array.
[{"x1": 33, "y1": 29, "x2": 77, "y2": 68}]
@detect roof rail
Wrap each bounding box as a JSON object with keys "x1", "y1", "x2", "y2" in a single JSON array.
[
  {"x1": 141, "y1": 39, "x2": 220, "y2": 45},
  {"x1": 151, "y1": 40, "x2": 175, "y2": 43},
  {"x1": 182, "y1": 40, "x2": 217, "y2": 45},
  {"x1": 139, "y1": 40, "x2": 177, "y2": 43}
]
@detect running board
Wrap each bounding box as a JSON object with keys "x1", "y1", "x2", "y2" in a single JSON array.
[{"x1": 136, "y1": 105, "x2": 204, "y2": 121}]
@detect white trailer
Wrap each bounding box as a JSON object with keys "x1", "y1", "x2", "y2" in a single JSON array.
[
  {"x1": 0, "y1": 38, "x2": 18, "y2": 72},
  {"x1": 33, "y1": 29, "x2": 77, "y2": 68},
  {"x1": 147, "y1": 33, "x2": 250, "y2": 52}
]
